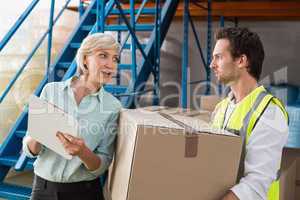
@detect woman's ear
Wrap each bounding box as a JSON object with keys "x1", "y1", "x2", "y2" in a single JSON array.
[{"x1": 83, "y1": 56, "x2": 89, "y2": 71}]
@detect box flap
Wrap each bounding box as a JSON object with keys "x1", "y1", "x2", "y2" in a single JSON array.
[{"x1": 122, "y1": 109, "x2": 183, "y2": 129}]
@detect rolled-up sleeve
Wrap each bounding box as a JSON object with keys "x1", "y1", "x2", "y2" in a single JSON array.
[
  {"x1": 22, "y1": 84, "x2": 48, "y2": 158},
  {"x1": 89, "y1": 110, "x2": 120, "y2": 176},
  {"x1": 22, "y1": 135, "x2": 45, "y2": 158}
]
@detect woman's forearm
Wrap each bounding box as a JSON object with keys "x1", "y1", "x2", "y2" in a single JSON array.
[
  {"x1": 26, "y1": 136, "x2": 42, "y2": 155},
  {"x1": 78, "y1": 147, "x2": 101, "y2": 171},
  {"x1": 56, "y1": 132, "x2": 102, "y2": 171}
]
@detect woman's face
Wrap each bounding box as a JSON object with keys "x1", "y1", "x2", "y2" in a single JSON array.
[{"x1": 84, "y1": 48, "x2": 119, "y2": 84}]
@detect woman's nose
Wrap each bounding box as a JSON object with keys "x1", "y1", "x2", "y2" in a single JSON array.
[
  {"x1": 104, "y1": 58, "x2": 113, "y2": 68},
  {"x1": 105, "y1": 58, "x2": 117, "y2": 70}
]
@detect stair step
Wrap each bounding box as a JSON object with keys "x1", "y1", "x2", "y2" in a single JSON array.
[
  {"x1": 14, "y1": 152, "x2": 33, "y2": 171},
  {"x1": 70, "y1": 42, "x2": 147, "y2": 50},
  {"x1": 91, "y1": 8, "x2": 156, "y2": 15},
  {"x1": 106, "y1": 24, "x2": 154, "y2": 31},
  {"x1": 104, "y1": 85, "x2": 127, "y2": 94},
  {"x1": 81, "y1": 24, "x2": 154, "y2": 32},
  {"x1": 0, "y1": 156, "x2": 33, "y2": 170},
  {"x1": 123, "y1": 43, "x2": 146, "y2": 49},
  {"x1": 15, "y1": 130, "x2": 26, "y2": 138},
  {"x1": 118, "y1": 64, "x2": 132, "y2": 70},
  {"x1": 57, "y1": 62, "x2": 71, "y2": 69},
  {"x1": 0, "y1": 183, "x2": 31, "y2": 199}
]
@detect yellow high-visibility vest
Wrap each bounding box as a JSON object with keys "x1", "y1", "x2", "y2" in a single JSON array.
[{"x1": 211, "y1": 86, "x2": 288, "y2": 200}]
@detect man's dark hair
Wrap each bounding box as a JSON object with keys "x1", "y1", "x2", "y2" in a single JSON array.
[{"x1": 215, "y1": 27, "x2": 265, "y2": 81}]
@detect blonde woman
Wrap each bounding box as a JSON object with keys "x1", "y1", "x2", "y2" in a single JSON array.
[{"x1": 23, "y1": 33, "x2": 122, "y2": 200}]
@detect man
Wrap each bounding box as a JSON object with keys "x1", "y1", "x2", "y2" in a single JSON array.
[{"x1": 210, "y1": 27, "x2": 289, "y2": 200}]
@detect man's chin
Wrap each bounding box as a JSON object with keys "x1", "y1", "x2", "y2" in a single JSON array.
[{"x1": 218, "y1": 78, "x2": 231, "y2": 86}]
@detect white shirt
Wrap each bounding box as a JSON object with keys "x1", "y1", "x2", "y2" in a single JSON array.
[{"x1": 223, "y1": 100, "x2": 289, "y2": 200}]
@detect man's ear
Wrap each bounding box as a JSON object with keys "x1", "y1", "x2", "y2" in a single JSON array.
[{"x1": 237, "y1": 54, "x2": 249, "y2": 69}]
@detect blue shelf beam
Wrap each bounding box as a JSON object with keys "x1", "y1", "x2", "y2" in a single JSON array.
[
  {"x1": 181, "y1": 0, "x2": 189, "y2": 109},
  {"x1": 152, "y1": 0, "x2": 161, "y2": 106},
  {"x1": 206, "y1": 0, "x2": 212, "y2": 95},
  {"x1": 130, "y1": 0, "x2": 137, "y2": 84}
]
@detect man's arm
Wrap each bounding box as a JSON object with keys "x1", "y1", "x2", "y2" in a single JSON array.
[
  {"x1": 227, "y1": 104, "x2": 288, "y2": 200},
  {"x1": 222, "y1": 191, "x2": 239, "y2": 200}
]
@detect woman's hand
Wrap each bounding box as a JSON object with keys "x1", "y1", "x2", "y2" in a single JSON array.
[
  {"x1": 26, "y1": 136, "x2": 42, "y2": 156},
  {"x1": 56, "y1": 131, "x2": 101, "y2": 171},
  {"x1": 56, "y1": 131, "x2": 86, "y2": 157}
]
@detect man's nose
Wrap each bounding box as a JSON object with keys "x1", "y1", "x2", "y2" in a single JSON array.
[{"x1": 210, "y1": 59, "x2": 216, "y2": 69}]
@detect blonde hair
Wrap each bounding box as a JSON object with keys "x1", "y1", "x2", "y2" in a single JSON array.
[{"x1": 75, "y1": 33, "x2": 120, "y2": 75}]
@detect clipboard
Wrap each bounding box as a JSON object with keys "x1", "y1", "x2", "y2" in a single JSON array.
[{"x1": 28, "y1": 95, "x2": 79, "y2": 160}]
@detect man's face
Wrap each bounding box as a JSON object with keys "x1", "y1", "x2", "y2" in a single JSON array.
[{"x1": 210, "y1": 39, "x2": 241, "y2": 86}]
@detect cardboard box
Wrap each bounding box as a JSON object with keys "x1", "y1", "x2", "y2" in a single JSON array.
[
  {"x1": 107, "y1": 108, "x2": 242, "y2": 200},
  {"x1": 280, "y1": 148, "x2": 300, "y2": 200}
]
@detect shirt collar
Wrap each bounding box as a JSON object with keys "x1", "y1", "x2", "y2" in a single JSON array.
[
  {"x1": 228, "y1": 91, "x2": 235, "y2": 102},
  {"x1": 63, "y1": 76, "x2": 104, "y2": 102},
  {"x1": 227, "y1": 85, "x2": 265, "y2": 104}
]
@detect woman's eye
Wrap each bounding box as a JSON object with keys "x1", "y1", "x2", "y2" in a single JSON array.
[
  {"x1": 99, "y1": 54, "x2": 107, "y2": 58},
  {"x1": 113, "y1": 57, "x2": 120, "y2": 63}
]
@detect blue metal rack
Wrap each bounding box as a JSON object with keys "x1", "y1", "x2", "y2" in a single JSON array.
[
  {"x1": 0, "y1": 0, "x2": 179, "y2": 198},
  {"x1": 181, "y1": 0, "x2": 213, "y2": 108}
]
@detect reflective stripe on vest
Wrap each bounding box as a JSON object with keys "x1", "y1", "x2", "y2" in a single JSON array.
[{"x1": 211, "y1": 86, "x2": 288, "y2": 200}]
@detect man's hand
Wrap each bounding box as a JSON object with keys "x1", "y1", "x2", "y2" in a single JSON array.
[
  {"x1": 56, "y1": 131, "x2": 86, "y2": 157},
  {"x1": 222, "y1": 191, "x2": 239, "y2": 200}
]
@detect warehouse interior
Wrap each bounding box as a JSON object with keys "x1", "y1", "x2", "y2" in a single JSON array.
[{"x1": 0, "y1": 0, "x2": 300, "y2": 199}]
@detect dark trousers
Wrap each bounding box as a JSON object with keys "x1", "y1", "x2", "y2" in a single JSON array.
[{"x1": 30, "y1": 175, "x2": 104, "y2": 200}]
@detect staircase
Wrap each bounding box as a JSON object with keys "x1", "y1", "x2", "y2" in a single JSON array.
[{"x1": 0, "y1": 0, "x2": 179, "y2": 199}]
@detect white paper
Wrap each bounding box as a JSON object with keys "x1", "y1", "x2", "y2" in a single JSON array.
[{"x1": 28, "y1": 95, "x2": 79, "y2": 160}]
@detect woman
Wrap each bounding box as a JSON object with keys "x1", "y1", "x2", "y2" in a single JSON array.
[{"x1": 22, "y1": 33, "x2": 122, "y2": 200}]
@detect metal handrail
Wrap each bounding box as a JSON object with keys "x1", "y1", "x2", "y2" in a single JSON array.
[
  {"x1": 0, "y1": 0, "x2": 39, "y2": 52},
  {"x1": 46, "y1": 0, "x2": 56, "y2": 76},
  {"x1": 0, "y1": 0, "x2": 73, "y2": 103}
]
